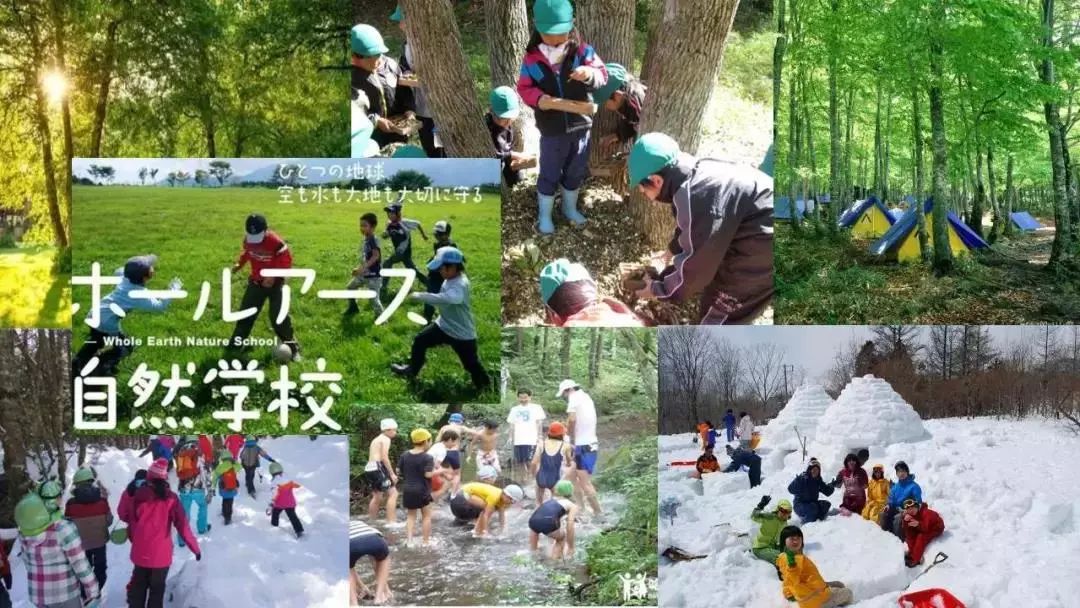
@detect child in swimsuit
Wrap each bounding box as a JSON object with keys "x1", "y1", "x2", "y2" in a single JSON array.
[{"x1": 528, "y1": 479, "x2": 578, "y2": 559}]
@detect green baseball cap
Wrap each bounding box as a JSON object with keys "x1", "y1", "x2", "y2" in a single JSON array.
[
  {"x1": 390, "y1": 5, "x2": 404, "y2": 22},
  {"x1": 490, "y1": 86, "x2": 521, "y2": 119},
  {"x1": 534, "y1": 0, "x2": 574, "y2": 35},
  {"x1": 351, "y1": 24, "x2": 389, "y2": 57},
  {"x1": 629, "y1": 132, "x2": 680, "y2": 186},
  {"x1": 594, "y1": 63, "x2": 628, "y2": 105},
  {"x1": 391, "y1": 145, "x2": 427, "y2": 158},
  {"x1": 540, "y1": 258, "x2": 592, "y2": 304}
]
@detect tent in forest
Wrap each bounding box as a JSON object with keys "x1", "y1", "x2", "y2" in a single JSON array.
[
  {"x1": 888, "y1": 208, "x2": 905, "y2": 221},
  {"x1": 870, "y1": 198, "x2": 989, "y2": 262},
  {"x1": 1009, "y1": 211, "x2": 1044, "y2": 231},
  {"x1": 838, "y1": 195, "x2": 895, "y2": 237},
  {"x1": 775, "y1": 197, "x2": 814, "y2": 220}
]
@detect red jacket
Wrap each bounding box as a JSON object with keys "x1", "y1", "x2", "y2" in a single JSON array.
[
  {"x1": 122, "y1": 484, "x2": 199, "y2": 568},
  {"x1": 0, "y1": 539, "x2": 10, "y2": 577},
  {"x1": 236, "y1": 230, "x2": 292, "y2": 281},
  {"x1": 903, "y1": 504, "x2": 945, "y2": 564},
  {"x1": 225, "y1": 435, "x2": 245, "y2": 459},
  {"x1": 198, "y1": 435, "x2": 214, "y2": 463},
  {"x1": 64, "y1": 487, "x2": 113, "y2": 550}
]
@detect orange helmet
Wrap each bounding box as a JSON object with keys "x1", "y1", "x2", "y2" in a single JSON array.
[{"x1": 548, "y1": 422, "x2": 566, "y2": 438}]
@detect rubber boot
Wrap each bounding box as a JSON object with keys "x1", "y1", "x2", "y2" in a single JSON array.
[
  {"x1": 561, "y1": 188, "x2": 587, "y2": 226},
  {"x1": 538, "y1": 193, "x2": 556, "y2": 234}
]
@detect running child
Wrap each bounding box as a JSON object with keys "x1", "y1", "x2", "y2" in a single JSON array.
[
  {"x1": 423, "y1": 221, "x2": 458, "y2": 322},
  {"x1": 213, "y1": 450, "x2": 243, "y2": 525},
  {"x1": 366, "y1": 419, "x2": 400, "y2": 523},
  {"x1": 267, "y1": 462, "x2": 305, "y2": 539},
  {"x1": 516, "y1": 0, "x2": 608, "y2": 233},
  {"x1": 391, "y1": 247, "x2": 491, "y2": 392},
  {"x1": 15, "y1": 492, "x2": 101, "y2": 608},
  {"x1": 398, "y1": 429, "x2": 436, "y2": 546},
  {"x1": 174, "y1": 436, "x2": 212, "y2": 546},
  {"x1": 449, "y1": 478, "x2": 524, "y2": 537},
  {"x1": 64, "y1": 467, "x2": 113, "y2": 588},
  {"x1": 528, "y1": 480, "x2": 578, "y2": 560},
  {"x1": 775, "y1": 526, "x2": 854, "y2": 607},
  {"x1": 229, "y1": 213, "x2": 301, "y2": 360},
  {"x1": 473, "y1": 420, "x2": 502, "y2": 475},
  {"x1": 72, "y1": 254, "x2": 178, "y2": 376},
  {"x1": 379, "y1": 197, "x2": 428, "y2": 303},
  {"x1": 344, "y1": 212, "x2": 385, "y2": 319},
  {"x1": 531, "y1": 421, "x2": 574, "y2": 503},
  {"x1": 349, "y1": 520, "x2": 392, "y2": 605}
]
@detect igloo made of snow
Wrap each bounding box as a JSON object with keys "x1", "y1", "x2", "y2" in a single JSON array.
[
  {"x1": 814, "y1": 375, "x2": 929, "y2": 449},
  {"x1": 765, "y1": 384, "x2": 835, "y2": 450}
]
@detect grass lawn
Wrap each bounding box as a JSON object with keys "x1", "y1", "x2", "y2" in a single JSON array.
[
  {"x1": 72, "y1": 185, "x2": 501, "y2": 434},
  {"x1": 775, "y1": 223, "x2": 1080, "y2": 323},
  {"x1": 0, "y1": 245, "x2": 70, "y2": 328}
]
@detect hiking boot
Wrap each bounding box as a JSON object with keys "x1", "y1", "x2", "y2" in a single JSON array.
[{"x1": 390, "y1": 363, "x2": 415, "y2": 377}]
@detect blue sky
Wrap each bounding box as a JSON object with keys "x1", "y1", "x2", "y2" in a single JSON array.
[{"x1": 72, "y1": 158, "x2": 500, "y2": 187}]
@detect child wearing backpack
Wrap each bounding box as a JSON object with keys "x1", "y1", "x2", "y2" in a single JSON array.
[
  {"x1": 267, "y1": 462, "x2": 305, "y2": 539},
  {"x1": 64, "y1": 467, "x2": 113, "y2": 589},
  {"x1": 239, "y1": 436, "x2": 276, "y2": 498},
  {"x1": 213, "y1": 450, "x2": 243, "y2": 525},
  {"x1": 174, "y1": 437, "x2": 212, "y2": 546}
]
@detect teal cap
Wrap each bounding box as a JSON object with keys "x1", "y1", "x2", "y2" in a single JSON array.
[
  {"x1": 390, "y1": 5, "x2": 404, "y2": 22},
  {"x1": 629, "y1": 132, "x2": 680, "y2": 185},
  {"x1": 534, "y1": 0, "x2": 574, "y2": 35},
  {"x1": 490, "y1": 86, "x2": 520, "y2": 119},
  {"x1": 392, "y1": 145, "x2": 427, "y2": 158},
  {"x1": 594, "y1": 63, "x2": 628, "y2": 105},
  {"x1": 351, "y1": 24, "x2": 389, "y2": 57},
  {"x1": 539, "y1": 258, "x2": 592, "y2": 304}
]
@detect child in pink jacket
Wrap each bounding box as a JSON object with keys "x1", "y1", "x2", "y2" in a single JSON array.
[
  {"x1": 267, "y1": 462, "x2": 305, "y2": 539},
  {"x1": 119, "y1": 459, "x2": 201, "y2": 608}
]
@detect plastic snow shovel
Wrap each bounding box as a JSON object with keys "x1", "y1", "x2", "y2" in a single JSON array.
[
  {"x1": 896, "y1": 588, "x2": 965, "y2": 608},
  {"x1": 903, "y1": 552, "x2": 949, "y2": 590},
  {"x1": 668, "y1": 461, "x2": 697, "y2": 466},
  {"x1": 661, "y1": 547, "x2": 708, "y2": 562},
  {"x1": 109, "y1": 526, "x2": 129, "y2": 544}
]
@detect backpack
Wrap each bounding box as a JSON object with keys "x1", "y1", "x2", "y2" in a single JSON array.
[
  {"x1": 240, "y1": 445, "x2": 260, "y2": 468},
  {"x1": 220, "y1": 468, "x2": 239, "y2": 491},
  {"x1": 176, "y1": 445, "x2": 199, "y2": 481}
]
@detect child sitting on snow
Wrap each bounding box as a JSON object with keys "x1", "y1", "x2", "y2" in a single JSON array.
[
  {"x1": 267, "y1": 462, "x2": 305, "y2": 539},
  {"x1": 861, "y1": 464, "x2": 891, "y2": 522},
  {"x1": 750, "y1": 495, "x2": 792, "y2": 564},
  {"x1": 775, "y1": 526, "x2": 853, "y2": 608},
  {"x1": 690, "y1": 445, "x2": 720, "y2": 479},
  {"x1": 834, "y1": 453, "x2": 868, "y2": 516},
  {"x1": 901, "y1": 498, "x2": 944, "y2": 567},
  {"x1": 880, "y1": 461, "x2": 921, "y2": 539},
  {"x1": 787, "y1": 458, "x2": 835, "y2": 522}
]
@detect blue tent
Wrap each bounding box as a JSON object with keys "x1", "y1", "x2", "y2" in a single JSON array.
[
  {"x1": 838, "y1": 195, "x2": 894, "y2": 228},
  {"x1": 871, "y1": 198, "x2": 989, "y2": 260},
  {"x1": 775, "y1": 197, "x2": 810, "y2": 220},
  {"x1": 888, "y1": 208, "x2": 905, "y2": 220},
  {"x1": 1009, "y1": 211, "x2": 1044, "y2": 231},
  {"x1": 903, "y1": 195, "x2": 917, "y2": 206}
]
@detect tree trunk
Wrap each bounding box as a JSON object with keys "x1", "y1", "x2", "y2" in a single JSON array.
[
  {"x1": 90, "y1": 19, "x2": 120, "y2": 158},
  {"x1": 843, "y1": 87, "x2": 854, "y2": 205},
  {"x1": 987, "y1": 145, "x2": 1001, "y2": 242},
  {"x1": 928, "y1": 2, "x2": 953, "y2": 274},
  {"x1": 540, "y1": 327, "x2": 549, "y2": 369},
  {"x1": 913, "y1": 84, "x2": 929, "y2": 261},
  {"x1": 401, "y1": 0, "x2": 492, "y2": 158},
  {"x1": 874, "y1": 81, "x2": 883, "y2": 196},
  {"x1": 1004, "y1": 153, "x2": 1016, "y2": 237},
  {"x1": 635, "y1": 0, "x2": 740, "y2": 247},
  {"x1": 28, "y1": 22, "x2": 69, "y2": 249},
  {"x1": 578, "y1": 0, "x2": 636, "y2": 165},
  {"x1": 560, "y1": 329, "x2": 572, "y2": 381},
  {"x1": 1041, "y1": 0, "x2": 1072, "y2": 268},
  {"x1": 587, "y1": 328, "x2": 598, "y2": 387},
  {"x1": 483, "y1": 0, "x2": 529, "y2": 88},
  {"x1": 788, "y1": 74, "x2": 801, "y2": 232},
  {"x1": 827, "y1": 0, "x2": 840, "y2": 231},
  {"x1": 773, "y1": 0, "x2": 787, "y2": 146},
  {"x1": 883, "y1": 89, "x2": 892, "y2": 202},
  {"x1": 972, "y1": 147, "x2": 985, "y2": 238}
]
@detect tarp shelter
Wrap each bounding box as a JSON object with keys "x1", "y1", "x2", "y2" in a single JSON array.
[
  {"x1": 1009, "y1": 211, "x2": 1044, "y2": 231},
  {"x1": 775, "y1": 197, "x2": 814, "y2": 220},
  {"x1": 870, "y1": 198, "x2": 989, "y2": 262},
  {"x1": 838, "y1": 195, "x2": 895, "y2": 238}
]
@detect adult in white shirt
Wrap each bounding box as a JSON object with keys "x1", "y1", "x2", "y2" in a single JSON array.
[
  {"x1": 557, "y1": 379, "x2": 602, "y2": 516},
  {"x1": 507, "y1": 388, "x2": 546, "y2": 476},
  {"x1": 738, "y1": 411, "x2": 755, "y2": 449}
]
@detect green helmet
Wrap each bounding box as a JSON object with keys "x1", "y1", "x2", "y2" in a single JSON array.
[
  {"x1": 269, "y1": 462, "x2": 284, "y2": 475},
  {"x1": 777, "y1": 499, "x2": 793, "y2": 513},
  {"x1": 219, "y1": 449, "x2": 234, "y2": 461},
  {"x1": 15, "y1": 493, "x2": 53, "y2": 537},
  {"x1": 246, "y1": 435, "x2": 256, "y2": 442},
  {"x1": 533, "y1": 0, "x2": 574, "y2": 35},
  {"x1": 73, "y1": 467, "x2": 95, "y2": 485},
  {"x1": 594, "y1": 63, "x2": 628, "y2": 105},
  {"x1": 350, "y1": 24, "x2": 389, "y2": 57},
  {"x1": 540, "y1": 258, "x2": 592, "y2": 304},
  {"x1": 629, "y1": 132, "x2": 680, "y2": 186},
  {"x1": 554, "y1": 479, "x2": 574, "y2": 498}
]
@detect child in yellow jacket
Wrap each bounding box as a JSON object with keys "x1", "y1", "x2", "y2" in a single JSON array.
[
  {"x1": 861, "y1": 464, "x2": 891, "y2": 523},
  {"x1": 775, "y1": 526, "x2": 854, "y2": 608}
]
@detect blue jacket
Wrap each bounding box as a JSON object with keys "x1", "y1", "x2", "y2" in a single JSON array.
[
  {"x1": 723, "y1": 448, "x2": 761, "y2": 473},
  {"x1": 787, "y1": 469, "x2": 835, "y2": 504},
  {"x1": 887, "y1": 475, "x2": 922, "y2": 508},
  {"x1": 91, "y1": 277, "x2": 170, "y2": 334},
  {"x1": 723, "y1": 413, "x2": 736, "y2": 430}
]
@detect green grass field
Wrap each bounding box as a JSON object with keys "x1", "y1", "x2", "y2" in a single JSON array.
[
  {"x1": 72, "y1": 185, "x2": 500, "y2": 433},
  {"x1": 0, "y1": 245, "x2": 70, "y2": 328}
]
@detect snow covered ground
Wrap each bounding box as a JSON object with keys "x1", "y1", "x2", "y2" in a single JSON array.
[
  {"x1": 659, "y1": 417, "x2": 1080, "y2": 607},
  {"x1": 5, "y1": 436, "x2": 349, "y2": 608}
]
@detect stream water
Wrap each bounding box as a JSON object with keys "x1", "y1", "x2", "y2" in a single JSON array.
[{"x1": 361, "y1": 416, "x2": 643, "y2": 606}]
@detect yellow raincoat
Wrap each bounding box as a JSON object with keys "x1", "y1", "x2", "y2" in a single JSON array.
[
  {"x1": 861, "y1": 477, "x2": 891, "y2": 522},
  {"x1": 775, "y1": 551, "x2": 831, "y2": 608}
]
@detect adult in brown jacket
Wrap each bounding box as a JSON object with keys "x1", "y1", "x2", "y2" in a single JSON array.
[{"x1": 64, "y1": 467, "x2": 113, "y2": 588}]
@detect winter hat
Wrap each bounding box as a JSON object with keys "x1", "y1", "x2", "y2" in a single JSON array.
[
  {"x1": 902, "y1": 497, "x2": 919, "y2": 510},
  {"x1": 148, "y1": 458, "x2": 169, "y2": 481},
  {"x1": 894, "y1": 461, "x2": 910, "y2": 474},
  {"x1": 554, "y1": 479, "x2": 574, "y2": 498},
  {"x1": 380, "y1": 418, "x2": 398, "y2": 431},
  {"x1": 547, "y1": 421, "x2": 566, "y2": 438},
  {"x1": 411, "y1": 428, "x2": 432, "y2": 444},
  {"x1": 502, "y1": 484, "x2": 525, "y2": 503}
]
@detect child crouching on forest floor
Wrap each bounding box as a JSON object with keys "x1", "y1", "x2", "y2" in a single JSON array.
[
  {"x1": 528, "y1": 480, "x2": 578, "y2": 560},
  {"x1": 776, "y1": 526, "x2": 853, "y2": 608},
  {"x1": 399, "y1": 429, "x2": 436, "y2": 547},
  {"x1": 267, "y1": 462, "x2": 305, "y2": 539}
]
